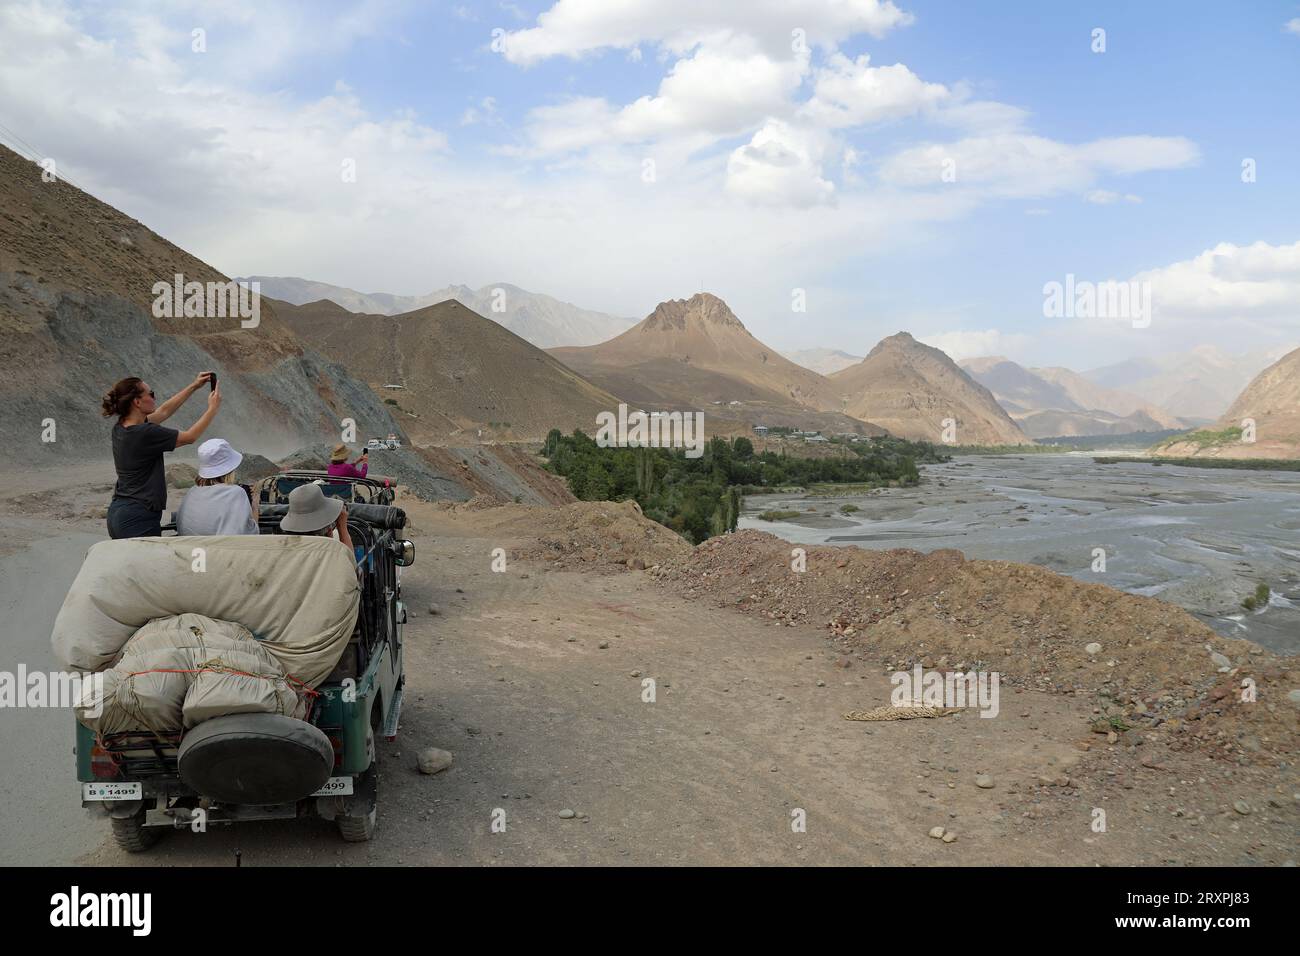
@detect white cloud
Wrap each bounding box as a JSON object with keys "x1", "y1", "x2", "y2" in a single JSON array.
[
  {"x1": 461, "y1": 95, "x2": 499, "y2": 126},
  {"x1": 1085, "y1": 189, "x2": 1141, "y2": 204},
  {"x1": 496, "y1": 0, "x2": 913, "y2": 65},
  {"x1": 799, "y1": 52, "x2": 949, "y2": 128},
  {"x1": 518, "y1": 34, "x2": 807, "y2": 155},
  {"x1": 920, "y1": 329, "x2": 1031, "y2": 361},
  {"x1": 725, "y1": 119, "x2": 835, "y2": 207},
  {"x1": 1286, "y1": 18, "x2": 1300, "y2": 36},
  {"x1": 880, "y1": 134, "x2": 1198, "y2": 198},
  {"x1": 1136, "y1": 239, "x2": 1300, "y2": 328}
]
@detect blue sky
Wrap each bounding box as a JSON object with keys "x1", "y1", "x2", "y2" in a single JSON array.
[{"x1": 1, "y1": 0, "x2": 1297, "y2": 367}]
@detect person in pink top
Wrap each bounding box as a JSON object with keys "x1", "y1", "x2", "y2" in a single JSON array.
[{"x1": 328, "y1": 442, "x2": 369, "y2": 479}]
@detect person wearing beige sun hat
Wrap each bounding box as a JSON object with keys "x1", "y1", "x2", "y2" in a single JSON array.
[
  {"x1": 279, "y1": 483, "x2": 353, "y2": 551},
  {"x1": 327, "y1": 442, "x2": 369, "y2": 480}
]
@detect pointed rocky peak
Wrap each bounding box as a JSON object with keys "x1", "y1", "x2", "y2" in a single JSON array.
[
  {"x1": 865, "y1": 331, "x2": 928, "y2": 360},
  {"x1": 640, "y1": 292, "x2": 747, "y2": 333}
]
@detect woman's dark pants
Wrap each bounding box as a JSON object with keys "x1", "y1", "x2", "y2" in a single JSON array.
[{"x1": 106, "y1": 499, "x2": 162, "y2": 539}]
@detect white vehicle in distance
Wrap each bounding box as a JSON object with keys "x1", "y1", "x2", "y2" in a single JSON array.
[{"x1": 366, "y1": 435, "x2": 402, "y2": 451}]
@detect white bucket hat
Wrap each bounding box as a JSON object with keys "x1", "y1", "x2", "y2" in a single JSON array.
[{"x1": 196, "y1": 438, "x2": 244, "y2": 479}]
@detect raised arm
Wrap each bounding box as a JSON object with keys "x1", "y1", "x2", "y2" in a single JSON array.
[
  {"x1": 176, "y1": 381, "x2": 221, "y2": 447},
  {"x1": 149, "y1": 372, "x2": 212, "y2": 424}
]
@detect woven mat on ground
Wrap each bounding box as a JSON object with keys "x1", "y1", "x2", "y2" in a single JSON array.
[{"x1": 844, "y1": 704, "x2": 961, "y2": 721}]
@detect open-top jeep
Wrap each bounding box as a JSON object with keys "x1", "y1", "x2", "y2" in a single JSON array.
[{"x1": 76, "y1": 472, "x2": 414, "y2": 850}]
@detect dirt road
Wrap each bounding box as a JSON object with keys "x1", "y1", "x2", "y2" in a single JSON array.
[{"x1": 2, "y1": 469, "x2": 1294, "y2": 866}]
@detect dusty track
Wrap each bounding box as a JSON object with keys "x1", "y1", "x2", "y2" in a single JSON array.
[{"x1": 20, "y1": 494, "x2": 1282, "y2": 866}]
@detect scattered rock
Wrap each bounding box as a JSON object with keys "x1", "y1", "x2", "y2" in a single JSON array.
[
  {"x1": 942, "y1": 831, "x2": 957, "y2": 843},
  {"x1": 1085, "y1": 642, "x2": 1102, "y2": 656},
  {"x1": 427, "y1": 604, "x2": 440, "y2": 615},
  {"x1": 416, "y1": 748, "x2": 453, "y2": 775},
  {"x1": 598, "y1": 640, "x2": 610, "y2": 649},
  {"x1": 1232, "y1": 800, "x2": 1251, "y2": 815},
  {"x1": 928, "y1": 826, "x2": 946, "y2": 839},
  {"x1": 165, "y1": 462, "x2": 198, "y2": 488},
  {"x1": 975, "y1": 774, "x2": 995, "y2": 789},
  {"x1": 558, "y1": 809, "x2": 576, "y2": 819}
]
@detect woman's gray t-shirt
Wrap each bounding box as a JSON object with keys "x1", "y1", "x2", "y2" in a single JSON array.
[
  {"x1": 175, "y1": 484, "x2": 258, "y2": 535},
  {"x1": 111, "y1": 421, "x2": 178, "y2": 511}
]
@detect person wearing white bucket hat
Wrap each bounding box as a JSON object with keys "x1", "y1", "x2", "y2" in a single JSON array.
[{"x1": 174, "y1": 438, "x2": 259, "y2": 536}]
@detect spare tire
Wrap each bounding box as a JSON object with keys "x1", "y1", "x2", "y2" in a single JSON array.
[{"x1": 178, "y1": 714, "x2": 333, "y2": 805}]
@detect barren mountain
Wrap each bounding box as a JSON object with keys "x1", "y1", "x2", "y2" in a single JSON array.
[
  {"x1": 960, "y1": 356, "x2": 1184, "y2": 438},
  {"x1": 274, "y1": 298, "x2": 623, "y2": 443},
  {"x1": 784, "y1": 347, "x2": 864, "y2": 376},
  {"x1": 833, "y1": 334, "x2": 1028, "y2": 445},
  {"x1": 549, "y1": 293, "x2": 881, "y2": 434},
  {"x1": 244, "y1": 275, "x2": 634, "y2": 348},
  {"x1": 1155, "y1": 345, "x2": 1300, "y2": 459},
  {"x1": 0, "y1": 144, "x2": 407, "y2": 464}
]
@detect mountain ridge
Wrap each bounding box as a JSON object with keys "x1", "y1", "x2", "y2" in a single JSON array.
[{"x1": 241, "y1": 275, "x2": 635, "y2": 348}]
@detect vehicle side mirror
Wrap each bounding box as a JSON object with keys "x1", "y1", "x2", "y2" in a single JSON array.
[{"x1": 394, "y1": 539, "x2": 415, "y2": 566}]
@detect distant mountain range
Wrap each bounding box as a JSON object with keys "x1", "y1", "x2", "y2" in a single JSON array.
[
  {"x1": 240, "y1": 276, "x2": 635, "y2": 349},
  {"x1": 784, "y1": 348, "x2": 863, "y2": 375},
  {"x1": 960, "y1": 356, "x2": 1186, "y2": 438},
  {"x1": 1082, "y1": 345, "x2": 1292, "y2": 421}
]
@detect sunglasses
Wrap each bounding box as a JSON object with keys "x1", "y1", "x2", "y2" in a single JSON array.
[{"x1": 138, "y1": 389, "x2": 156, "y2": 400}]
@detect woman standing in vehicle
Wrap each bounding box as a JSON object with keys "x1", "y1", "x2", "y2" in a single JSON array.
[{"x1": 101, "y1": 373, "x2": 221, "y2": 539}]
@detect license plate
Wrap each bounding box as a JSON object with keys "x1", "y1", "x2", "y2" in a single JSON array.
[
  {"x1": 311, "y1": 776, "x2": 354, "y2": 797},
  {"x1": 83, "y1": 782, "x2": 143, "y2": 801}
]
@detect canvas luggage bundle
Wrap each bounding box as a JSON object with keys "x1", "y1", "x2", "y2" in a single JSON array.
[
  {"x1": 75, "y1": 613, "x2": 311, "y2": 735},
  {"x1": 52, "y1": 534, "x2": 360, "y2": 686}
]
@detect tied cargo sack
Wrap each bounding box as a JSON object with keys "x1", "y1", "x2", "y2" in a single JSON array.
[
  {"x1": 52, "y1": 535, "x2": 360, "y2": 687},
  {"x1": 75, "y1": 613, "x2": 311, "y2": 735}
]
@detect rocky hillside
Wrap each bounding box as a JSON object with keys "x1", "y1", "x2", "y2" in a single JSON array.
[
  {"x1": 833, "y1": 333, "x2": 1028, "y2": 445},
  {"x1": 274, "y1": 297, "x2": 624, "y2": 443},
  {"x1": 0, "y1": 144, "x2": 406, "y2": 465},
  {"x1": 245, "y1": 275, "x2": 634, "y2": 348}
]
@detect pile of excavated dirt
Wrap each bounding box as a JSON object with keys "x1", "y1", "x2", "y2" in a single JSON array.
[
  {"x1": 651, "y1": 531, "x2": 1297, "y2": 762},
  {"x1": 448, "y1": 499, "x2": 691, "y2": 570}
]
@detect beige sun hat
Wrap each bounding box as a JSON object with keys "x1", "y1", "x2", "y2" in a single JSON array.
[
  {"x1": 330, "y1": 443, "x2": 350, "y2": 462},
  {"x1": 279, "y1": 483, "x2": 343, "y2": 533}
]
